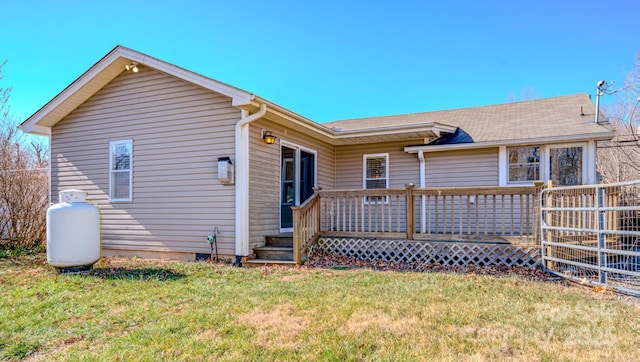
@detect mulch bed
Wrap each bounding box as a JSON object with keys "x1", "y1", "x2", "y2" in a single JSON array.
[{"x1": 304, "y1": 249, "x2": 561, "y2": 283}]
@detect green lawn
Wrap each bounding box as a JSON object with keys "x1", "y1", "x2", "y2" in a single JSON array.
[{"x1": 1, "y1": 255, "x2": 638, "y2": 361}]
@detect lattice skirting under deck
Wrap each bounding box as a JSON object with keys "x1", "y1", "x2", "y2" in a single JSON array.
[{"x1": 316, "y1": 237, "x2": 540, "y2": 268}]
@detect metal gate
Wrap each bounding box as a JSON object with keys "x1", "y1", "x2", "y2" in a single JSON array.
[{"x1": 540, "y1": 180, "x2": 640, "y2": 296}]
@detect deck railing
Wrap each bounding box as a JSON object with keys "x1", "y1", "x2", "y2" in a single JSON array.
[
  {"x1": 412, "y1": 185, "x2": 542, "y2": 240},
  {"x1": 291, "y1": 190, "x2": 321, "y2": 264},
  {"x1": 292, "y1": 184, "x2": 545, "y2": 264}
]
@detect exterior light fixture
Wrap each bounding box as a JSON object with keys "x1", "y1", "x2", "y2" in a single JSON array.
[
  {"x1": 261, "y1": 129, "x2": 276, "y2": 144},
  {"x1": 125, "y1": 62, "x2": 139, "y2": 73}
]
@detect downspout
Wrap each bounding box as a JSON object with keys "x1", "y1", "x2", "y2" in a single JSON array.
[
  {"x1": 47, "y1": 128, "x2": 53, "y2": 205},
  {"x1": 418, "y1": 150, "x2": 426, "y2": 234},
  {"x1": 234, "y1": 103, "x2": 267, "y2": 266}
]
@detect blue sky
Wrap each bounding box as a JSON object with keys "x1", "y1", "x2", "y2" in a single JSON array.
[{"x1": 3, "y1": 0, "x2": 639, "y2": 125}]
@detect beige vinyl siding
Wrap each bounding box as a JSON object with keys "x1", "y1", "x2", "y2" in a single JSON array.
[
  {"x1": 425, "y1": 148, "x2": 498, "y2": 187},
  {"x1": 247, "y1": 120, "x2": 335, "y2": 249},
  {"x1": 332, "y1": 141, "x2": 420, "y2": 233},
  {"x1": 419, "y1": 148, "x2": 530, "y2": 236},
  {"x1": 335, "y1": 140, "x2": 421, "y2": 189},
  {"x1": 51, "y1": 67, "x2": 240, "y2": 256}
]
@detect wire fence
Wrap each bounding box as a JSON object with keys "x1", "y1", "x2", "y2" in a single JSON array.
[{"x1": 541, "y1": 180, "x2": 640, "y2": 295}]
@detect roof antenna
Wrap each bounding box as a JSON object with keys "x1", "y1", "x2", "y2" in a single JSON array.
[{"x1": 595, "y1": 80, "x2": 608, "y2": 124}]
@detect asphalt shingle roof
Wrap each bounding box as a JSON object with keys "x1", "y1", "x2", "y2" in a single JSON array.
[{"x1": 324, "y1": 93, "x2": 611, "y2": 143}]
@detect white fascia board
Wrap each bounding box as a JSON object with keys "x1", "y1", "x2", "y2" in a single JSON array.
[
  {"x1": 19, "y1": 124, "x2": 51, "y2": 137},
  {"x1": 19, "y1": 46, "x2": 255, "y2": 134},
  {"x1": 255, "y1": 96, "x2": 459, "y2": 144},
  {"x1": 19, "y1": 48, "x2": 125, "y2": 132},
  {"x1": 404, "y1": 131, "x2": 615, "y2": 153},
  {"x1": 254, "y1": 96, "x2": 336, "y2": 139},
  {"x1": 116, "y1": 47, "x2": 254, "y2": 106},
  {"x1": 333, "y1": 123, "x2": 457, "y2": 138}
]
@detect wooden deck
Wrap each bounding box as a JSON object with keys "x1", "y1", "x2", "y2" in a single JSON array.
[{"x1": 291, "y1": 184, "x2": 545, "y2": 265}]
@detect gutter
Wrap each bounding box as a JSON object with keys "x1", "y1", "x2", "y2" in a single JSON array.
[
  {"x1": 234, "y1": 103, "x2": 267, "y2": 265},
  {"x1": 253, "y1": 96, "x2": 457, "y2": 145},
  {"x1": 404, "y1": 131, "x2": 615, "y2": 153}
]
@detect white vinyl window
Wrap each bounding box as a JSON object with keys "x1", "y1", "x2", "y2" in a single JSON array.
[
  {"x1": 548, "y1": 145, "x2": 583, "y2": 186},
  {"x1": 500, "y1": 143, "x2": 588, "y2": 186},
  {"x1": 507, "y1": 146, "x2": 540, "y2": 183},
  {"x1": 363, "y1": 153, "x2": 389, "y2": 203},
  {"x1": 109, "y1": 139, "x2": 132, "y2": 202}
]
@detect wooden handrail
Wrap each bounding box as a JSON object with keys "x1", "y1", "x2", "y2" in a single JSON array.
[
  {"x1": 291, "y1": 191, "x2": 321, "y2": 265},
  {"x1": 413, "y1": 186, "x2": 537, "y2": 196}
]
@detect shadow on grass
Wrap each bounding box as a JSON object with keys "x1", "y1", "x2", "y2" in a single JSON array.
[{"x1": 86, "y1": 267, "x2": 186, "y2": 281}]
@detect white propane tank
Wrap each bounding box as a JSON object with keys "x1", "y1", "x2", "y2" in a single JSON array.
[{"x1": 47, "y1": 190, "x2": 101, "y2": 270}]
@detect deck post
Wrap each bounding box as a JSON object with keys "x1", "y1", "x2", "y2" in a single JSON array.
[
  {"x1": 291, "y1": 205, "x2": 301, "y2": 264},
  {"x1": 313, "y1": 187, "x2": 323, "y2": 234},
  {"x1": 405, "y1": 183, "x2": 416, "y2": 240}
]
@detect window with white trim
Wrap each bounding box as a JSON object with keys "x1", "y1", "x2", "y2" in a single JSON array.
[
  {"x1": 363, "y1": 153, "x2": 388, "y2": 203},
  {"x1": 549, "y1": 146, "x2": 583, "y2": 185},
  {"x1": 109, "y1": 139, "x2": 132, "y2": 202},
  {"x1": 507, "y1": 146, "x2": 540, "y2": 183},
  {"x1": 500, "y1": 143, "x2": 587, "y2": 186}
]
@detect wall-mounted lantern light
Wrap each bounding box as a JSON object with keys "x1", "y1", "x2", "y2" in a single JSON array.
[
  {"x1": 262, "y1": 129, "x2": 277, "y2": 144},
  {"x1": 217, "y1": 157, "x2": 234, "y2": 185}
]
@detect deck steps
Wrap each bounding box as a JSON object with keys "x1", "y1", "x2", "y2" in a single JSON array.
[
  {"x1": 254, "y1": 246, "x2": 294, "y2": 261},
  {"x1": 264, "y1": 234, "x2": 294, "y2": 247},
  {"x1": 246, "y1": 233, "x2": 295, "y2": 266},
  {"x1": 242, "y1": 259, "x2": 298, "y2": 267}
]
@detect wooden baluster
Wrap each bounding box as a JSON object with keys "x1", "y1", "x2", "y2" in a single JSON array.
[
  {"x1": 525, "y1": 193, "x2": 531, "y2": 237},
  {"x1": 492, "y1": 195, "x2": 497, "y2": 237},
  {"x1": 443, "y1": 195, "x2": 447, "y2": 234},
  {"x1": 510, "y1": 194, "x2": 514, "y2": 237},
  {"x1": 435, "y1": 195, "x2": 440, "y2": 234},
  {"x1": 367, "y1": 194, "x2": 372, "y2": 233},
  {"x1": 475, "y1": 195, "x2": 479, "y2": 236},
  {"x1": 501, "y1": 195, "x2": 505, "y2": 236},
  {"x1": 396, "y1": 195, "x2": 400, "y2": 233},
  {"x1": 387, "y1": 194, "x2": 392, "y2": 233},
  {"x1": 427, "y1": 194, "x2": 432, "y2": 235},
  {"x1": 467, "y1": 195, "x2": 471, "y2": 236},
  {"x1": 483, "y1": 195, "x2": 488, "y2": 236},
  {"x1": 450, "y1": 195, "x2": 454, "y2": 235},
  {"x1": 405, "y1": 183, "x2": 415, "y2": 240},
  {"x1": 459, "y1": 195, "x2": 463, "y2": 235}
]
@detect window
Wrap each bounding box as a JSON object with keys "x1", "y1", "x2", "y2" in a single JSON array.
[
  {"x1": 549, "y1": 146, "x2": 583, "y2": 185},
  {"x1": 507, "y1": 146, "x2": 540, "y2": 183},
  {"x1": 109, "y1": 140, "x2": 132, "y2": 202},
  {"x1": 363, "y1": 153, "x2": 388, "y2": 203},
  {"x1": 282, "y1": 158, "x2": 295, "y2": 205},
  {"x1": 500, "y1": 143, "x2": 588, "y2": 186}
]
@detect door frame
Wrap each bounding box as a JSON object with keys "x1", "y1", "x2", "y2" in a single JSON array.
[{"x1": 280, "y1": 140, "x2": 318, "y2": 232}]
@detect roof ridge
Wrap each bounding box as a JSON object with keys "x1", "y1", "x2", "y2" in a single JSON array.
[{"x1": 326, "y1": 93, "x2": 591, "y2": 125}]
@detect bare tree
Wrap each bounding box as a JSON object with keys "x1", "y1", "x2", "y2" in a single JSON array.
[
  {"x1": 597, "y1": 52, "x2": 640, "y2": 183},
  {"x1": 0, "y1": 61, "x2": 49, "y2": 249},
  {"x1": 507, "y1": 87, "x2": 541, "y2": 103}
]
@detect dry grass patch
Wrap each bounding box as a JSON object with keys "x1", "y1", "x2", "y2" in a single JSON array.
[
  {"x1": 341, "y1": 310, "x2": 421, "y2": 336},
  {"x1": 238, "y1": 303, "x2": 310, "y2": 349},
  {"x1": 279, "y1": 273, "x2": 307, "y2": 282},
  {"x1": 194, "y1": 329, "x2": 221, "y2": 342}
]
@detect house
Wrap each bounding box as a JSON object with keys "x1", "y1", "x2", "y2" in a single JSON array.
[{"x1": 20, "y1": 46, "x2": 614, "y2": 265}]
